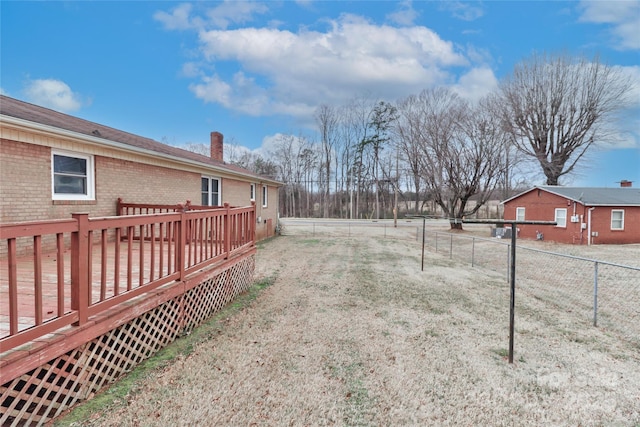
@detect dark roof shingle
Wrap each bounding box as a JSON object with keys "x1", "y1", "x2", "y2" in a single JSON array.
[
  {"x1": 0, "y1": 95, "x2": 276, "y2": 183},
  {"x1": 504, "y1": 185, "x2": 640, "y2": 206},
  {"x1": 538, "y1": 186, "x2": 640, "y2": 206}
]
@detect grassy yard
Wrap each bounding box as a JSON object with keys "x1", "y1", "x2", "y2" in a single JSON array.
[{"x1": 57, "y1": 234, "x2": 640, "y2": 426}]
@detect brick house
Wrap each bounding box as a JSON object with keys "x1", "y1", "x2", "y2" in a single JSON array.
[
  {"x1": 0, "y1": 95, "x2": 281, "y2": 240},
  {"x1": 502, "y1": 184, "x2": 640, "y2": 245}
]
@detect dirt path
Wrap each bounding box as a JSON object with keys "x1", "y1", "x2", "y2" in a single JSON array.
[{"x1": 73, "y1": 235, "x2": 640, "y2": 426}]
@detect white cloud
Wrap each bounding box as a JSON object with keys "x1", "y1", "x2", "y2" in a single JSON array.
[
  {"x1": 451, "y1": 67, "x2": 498, "y2": 103},
  {"x1": 616, "y1": 64, "x2": 640, "y2": 106},
  {"x1": 181, "y1": 62, "x2": 203, "y2": 78},
  {"x1": 205, "y1": 1, "x2": 269, "y2": 30},
  {"x1": 24, "y1": 79, "x2": 83, "y2": 112},
  {"x1": 607, "y1": 65, "x2": 640, "y2": 149},
  {"x1": 578, "y1": 1, "x2": 640, "y2": 50},
  {"x1": 190, "y1": 14, "x2": 467, "y2": 117},
  {"x1": 440, "y1": 1, "x2": 484, "y2": 22},
  {"x1": 0, "y1": 87, "x2": 7, "y2": 96},
  {"x1": 387, "y1": 0, "x2": 419, "y2": 26},
  {"x1": 189, "y1": 74, "x2": 233, "y2": 106},
  {"x1": 154, "y1": 1, "x2": 268, "y2": 31},
  {"x1": 257, "y1": 132, "x2": 307, "y2": 156},
  {"x1": 154, "y1": 3, "x2": 202, "y2": 31}
]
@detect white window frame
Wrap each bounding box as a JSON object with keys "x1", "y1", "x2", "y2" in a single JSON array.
[
  {"x1": 554, "y1": 208, "x2": 567, "y2": 228},
  {"x1": 51, "y1": 150, "x2": 95, "y2": 201},
  {"x1": 262, "y1": 185, "x2": 268, "y2": 208},
  {"x1": 201, "y1": 176, "x2": 221, "y2": 206},
  {"x1": 516, "y1": 207, "x2": 525, "y2": 222},
  {"x1": 250, "y1": 183, "x2": 256, "y2": 202},
  {"x1": 611, "y1": 209, "x2": 624, "y2": 230}
]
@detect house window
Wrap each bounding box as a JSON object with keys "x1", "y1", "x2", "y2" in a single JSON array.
[
  {"x1": 51, "y1": 150, "x2": 95, "y2": 200},
  {"x1": 516, "y1": 207, "x2": 525, "y2": 222},
  {"x1": 201, "y1": 176, "x2": 220, "y2": 206},
  {"x1": 611, "y1": 210, "x2": 624, "y2": 230},
  {"x1": 250, "y1": 183, "x2": 256, "y2": 202},
  {"x1": 555, "y1": 208, "x2": 567, "y2": 228},
  {"x1": 262, "y1": 185, "x2": 268, "y2": 208}
]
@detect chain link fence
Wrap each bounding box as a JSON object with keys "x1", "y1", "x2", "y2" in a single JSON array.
[{"x1": 280, "y1": 219, "x2": 640, "y2": 349}]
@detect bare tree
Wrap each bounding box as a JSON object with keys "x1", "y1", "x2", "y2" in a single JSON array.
[
  {"x1": 499, "y1": 52, "x2": 633, "y2": 185},
  {"x1": 360, "y1": 101, "x2": 398, "y2": 219},
  {"x1": 400, "y1": 88, "x2": 507, "y2": 229},
  {"x1": 315, "y1": 104, "x2": 340, "y2": 218},
  {"x1": 395, "y1": 95, "x2": 429, "y2": 213},
  {"x1": 267, "y1": 134, "x2": 297, "y2": 217}
]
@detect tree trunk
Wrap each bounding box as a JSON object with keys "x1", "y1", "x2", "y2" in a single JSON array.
[{"x1": 450, "y1": 221, "x2": 463, "y2": 230}]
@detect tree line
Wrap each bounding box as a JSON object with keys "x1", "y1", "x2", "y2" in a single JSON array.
[{"x1": 188, "y1": 53, "x2": 634, "y2": 228}]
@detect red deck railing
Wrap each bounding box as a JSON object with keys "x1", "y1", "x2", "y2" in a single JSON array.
[{"x1": 0, "y1": 203, "x2": 255, "y2": 352}]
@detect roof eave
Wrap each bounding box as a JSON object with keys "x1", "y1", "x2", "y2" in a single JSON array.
[{"x1": 1, "y1": 114, "x2": 282, "y2": 186}]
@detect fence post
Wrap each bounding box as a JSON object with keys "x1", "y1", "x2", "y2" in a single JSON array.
[
  {"x1": 421, "y1": 218, "x2": 426, "y2": 271},
  {"x1": 224, "y1": 203, "x2": 231, "y2": 259},
  {"x1": 593, "y1": 261, "x2": 599, "y2": 327},
  {"x1": 449, "y1": 234, "x2": 453, "y2": 259},
  {"x1": 435, "y1": 232, "x2": 438, "y2": 253},
  {"x1": 506, "y1": 244, "x2": 510, "y2": 283},
  {"x1": 71, "y1": 213, "x2": 89, "y2": 325},
  {"x1": 471, "y1": 237, "x2": 475, "y2": 267}
]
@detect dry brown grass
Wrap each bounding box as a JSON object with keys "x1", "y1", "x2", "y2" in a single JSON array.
[{"x1": 64, "y1": 234, "x2": 639, "y2": 426}]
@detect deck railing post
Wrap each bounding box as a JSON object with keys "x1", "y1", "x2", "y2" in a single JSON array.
[
  {"x1": 251, "y1": 201, "x2": 256, "y2": 245},
  {"x1": 71, "y1": 213, "x2": 90, "y2": 325},
  {"x1": 178, "y1": 211, "x2": 186, "y2": 281},
  {"x1": 224, "y1": 203, "x2": 231, "y2": 258}
]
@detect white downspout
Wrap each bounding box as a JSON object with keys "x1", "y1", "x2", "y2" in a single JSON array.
[{"x1": 587, "y1": 207, "x2": 595, "y2": 246}]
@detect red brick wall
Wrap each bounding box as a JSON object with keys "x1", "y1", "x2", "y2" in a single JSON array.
[
  {"x1": 504, "y1": 188, "x2": 640, "y2": 244},
  {"x1": 223, "y1": 178, "x2": 254, "y2": 207},
  {"x1": 1, "y1": 139, "x2": 52, "y2": 223},
  {"x1": 589, "y1": 206, "x2": 640, "y2": 244},
  {"x1": 0, "y1": 139, "x2": 201, "y2": 223},
  {"x1": 224, "y1": 180, "x2": 279, "y2": 240},
  {"x1": 98, "y1": 157, "x2": 199, "y2": 208}
]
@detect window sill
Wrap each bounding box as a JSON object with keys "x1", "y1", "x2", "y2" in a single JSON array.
[{"x1": 52, "y1": 200, "x2": 97, "y2": 206}]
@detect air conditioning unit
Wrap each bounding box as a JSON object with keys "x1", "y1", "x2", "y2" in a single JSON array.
[{"x1": 570, "y1": 215, "x2": 580, "y2": 223}]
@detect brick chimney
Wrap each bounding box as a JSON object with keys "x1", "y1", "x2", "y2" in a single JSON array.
[
  {"x1": 210, "y1": 131, "x2": 223, "y2": 161},
  {"x1": 620, "y1": 180, "x2": 632, "y2": 188}
]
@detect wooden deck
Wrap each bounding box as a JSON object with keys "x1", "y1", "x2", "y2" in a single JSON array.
[
  {"x1": 1, "y1": 240, "x2": 163, "y2": 339},
  {"x1": 1, "y1": 202, "x2": 258, "y2": 426},
  {"x1": 1, "y1": 203, "x2": 256, "y2": 353}
]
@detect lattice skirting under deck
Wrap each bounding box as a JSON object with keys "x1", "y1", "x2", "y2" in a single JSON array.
[{"x1": 1, "y1": 254, "x2": 255, "y2": 427}]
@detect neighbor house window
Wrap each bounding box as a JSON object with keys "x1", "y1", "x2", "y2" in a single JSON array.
[
  {"x1": 611, "y1": 210, "x2": 624, "y2": 230},
  {"x1": 516, "y1": 207, "x2": 525, "y2": 222},
  {"x1": 250, "y1": 183, "x2": 256, "y2": 202},
  {"x1": 555, "y1": 208, "x2": 567, "y2": 227},
  {"x1": 262, "y1": 185, "x2": 268, "y2": 208},
  {"x1": 201, "y1": 176, "x2": 220, "y2": 206},
  {"x1": 51, "y1": 150, "x2": 95, "y2": 200}
]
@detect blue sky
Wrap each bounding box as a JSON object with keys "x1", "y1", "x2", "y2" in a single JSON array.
[{"x1": 2, "y1": 1, "x2": 639, "y2": 187}]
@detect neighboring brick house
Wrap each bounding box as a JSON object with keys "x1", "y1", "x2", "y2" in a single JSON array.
[
  {"x1": 502, "y1": 184, "x2": 640, "y2": 245},
  {"x1": 0, "y1": 95, "x2": 281, "y2": 240}
]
